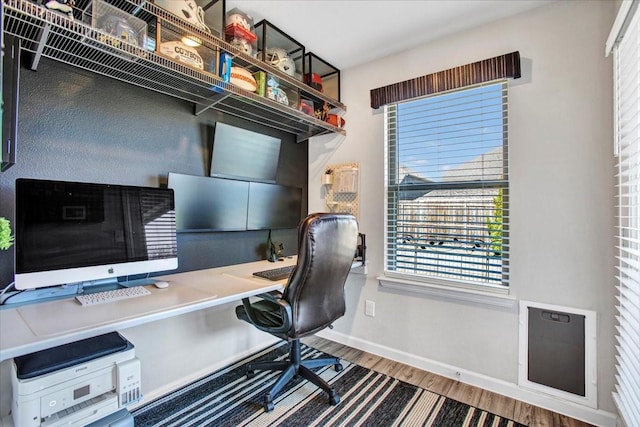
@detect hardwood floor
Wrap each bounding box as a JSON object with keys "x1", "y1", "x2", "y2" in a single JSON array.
[{"x1": 302, "y1": 336, "x2": 594, "y2": 427}]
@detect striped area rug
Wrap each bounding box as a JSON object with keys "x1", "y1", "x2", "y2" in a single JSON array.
[{"x1": 132, "y1": 343, "x2": 525, "y2": 427}]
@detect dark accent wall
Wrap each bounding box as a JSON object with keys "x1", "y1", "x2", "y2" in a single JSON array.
[{"x1": 0, "y1": 59, "x2": 308, "y2": 286}]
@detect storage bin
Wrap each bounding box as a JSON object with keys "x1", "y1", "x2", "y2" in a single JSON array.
[
  {"x1": 225, "y1": 7, "x2": 257, "y2": 56},
  {"x1": 266, "y1": 74, "x2": 299, "y2": 108},
  {"x1": 255, "y1": 20, "x2": 304, "y2": 81},
  {"x1": 196, "y1": 0, "x2": 226, "y2": 38},
  {"x1": 88, "y1": 0, "x2": 147, "y2": 49},
  {"x1": 156, "y1": 19, "x2": 219, "y2": 74},
  {"x1": 304, "y1": 52, "x2": 340, "y2": 101}
]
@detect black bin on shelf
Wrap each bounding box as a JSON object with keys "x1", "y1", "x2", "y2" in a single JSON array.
[
  {"x1": 304, "y1": 52, "x2": 341, "y2": 102},
  {"x1": 254, "y1": 19, "x2": 305, "y2": 81}
]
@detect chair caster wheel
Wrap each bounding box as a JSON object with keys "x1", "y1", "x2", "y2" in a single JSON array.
[
  {"x1": 334, "y1": 363, "x2": 343, "y2": 372},
  {"x1": 329, "y1": 392, "x2": 340, "y2": 406},
  {"x1": 246, "y1": 369, "x2": 255, "y2": 379},
  {"x1": 264, "y1": 396, "x2": 275, "y2": 412}
]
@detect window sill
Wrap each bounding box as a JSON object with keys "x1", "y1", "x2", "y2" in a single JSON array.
[{"x1": 377, "y1": 274, "x2": 517, "y2": 309}]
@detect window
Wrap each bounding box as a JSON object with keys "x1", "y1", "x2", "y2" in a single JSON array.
[
  {"x1": 609, "y1": 2, "x2": 640, "y2": 426},
  {"x1": 385, "y1": 81, "x2": 509, "y2": 289}
]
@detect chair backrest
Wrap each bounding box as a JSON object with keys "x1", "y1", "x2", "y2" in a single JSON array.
[{"x1": 283, "y1": 213, "x2": 359, "y2": 338}]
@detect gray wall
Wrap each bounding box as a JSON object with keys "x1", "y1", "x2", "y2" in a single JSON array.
[
  {"x1": 0, "y1": 58, "x2": 308, "y2": 285},
  {"x1": 0, "y1": 57, "x2": 308, "y2": 416}
]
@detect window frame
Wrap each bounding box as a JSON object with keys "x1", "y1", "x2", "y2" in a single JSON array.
[{"x1": 382, "y1": 81, "x2": 510, "y2": 295}]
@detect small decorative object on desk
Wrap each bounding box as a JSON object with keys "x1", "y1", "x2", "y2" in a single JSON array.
[
  {"x1": 266, "y1": 230, "x2": 284, "y2": 262},
  {"x1": 0, "y1": 217, "x2": 14, "y2": 250}
]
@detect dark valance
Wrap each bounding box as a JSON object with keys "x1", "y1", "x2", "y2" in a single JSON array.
[{"x1": 370, "y1": 51, "x2": 521, "y2": 109}]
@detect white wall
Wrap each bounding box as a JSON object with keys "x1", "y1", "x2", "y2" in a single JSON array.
[{"x1": 310, "y1": 0, "x2": 617, "y2": 421}]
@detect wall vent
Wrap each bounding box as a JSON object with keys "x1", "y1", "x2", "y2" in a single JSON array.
[{"x1": 518, "y1": 301, "x2": 597, "y2": 408}]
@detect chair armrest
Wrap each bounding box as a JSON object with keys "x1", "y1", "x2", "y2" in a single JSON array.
[
  {"x1": 241, "y1": 293, "x2": 292, "y2": 334},
  {"x1": 255, "y1": 290, "x2": 283, "y2": 302}
]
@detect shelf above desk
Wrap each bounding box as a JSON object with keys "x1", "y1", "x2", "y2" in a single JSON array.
[
  {"x1": 2, "y1": 0, "x2": 346, "y2": 143},
  {"x1": 0, "y1": 259, "x2": 293, "y2": 362}
]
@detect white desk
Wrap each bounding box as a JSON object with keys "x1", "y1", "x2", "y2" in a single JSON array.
[{"x1": 0, "y1": 259, "x2": 294, "y2": 362}]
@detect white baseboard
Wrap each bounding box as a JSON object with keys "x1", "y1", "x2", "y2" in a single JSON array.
[{"x1": 317, "y1": 329, "x2": 617, "y2": 427}]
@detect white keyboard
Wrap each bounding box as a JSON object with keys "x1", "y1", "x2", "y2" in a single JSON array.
[{"x1": 75, "y1": 286, "x2": 151, "y2": 306}]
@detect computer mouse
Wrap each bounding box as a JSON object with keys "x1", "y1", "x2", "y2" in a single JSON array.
[{"x1": 154, "y1": 280, "x2": 170, "y2": 289}]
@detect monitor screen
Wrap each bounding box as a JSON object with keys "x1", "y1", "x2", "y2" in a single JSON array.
[
  {"x1": 210, "y1": 122, "x2": 281, "y2": 183},
  {"x1": 168, "y1": 173, "x2": 249, "y2": 231},
  {"x1": 14, "y1": 179, "x2": 178, "y2": 290},
  {"x1": 247, "y1": 182, "x2": 303, "y2": 230}
]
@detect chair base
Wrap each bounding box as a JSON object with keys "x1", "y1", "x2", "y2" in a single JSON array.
[{"x1": 245, "y1": 339, "x2": 343, "y2": 412}]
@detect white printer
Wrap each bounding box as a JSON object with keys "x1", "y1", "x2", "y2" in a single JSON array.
[{"x1": 11, "y1": 332, "x2": 141, "y2": 427}]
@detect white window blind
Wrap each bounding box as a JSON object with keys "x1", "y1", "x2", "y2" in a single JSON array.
[
  {"x1": 140, "y1": 192, "x2": 178, "y2": 260},
  {"x1": 612, "y1": 3, "x2": 640, "y2": 426},
  {"x1": 385, "y1": 82, "x2": 509, "y2": 288}
]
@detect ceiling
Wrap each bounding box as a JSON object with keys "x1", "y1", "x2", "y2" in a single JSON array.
[{"x1": 226, "y1": 0, "x2": 555, "y2": 70}]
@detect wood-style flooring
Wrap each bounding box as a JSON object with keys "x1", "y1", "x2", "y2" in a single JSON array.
[{"x1": 302, "y1": 336, "x2": 594, "y2": 427}]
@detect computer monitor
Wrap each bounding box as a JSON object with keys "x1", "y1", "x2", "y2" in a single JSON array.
[
  {"x1": 14, "y1": 178, "x2": 178, "y2": 290},
  {"x1": 210, "y1": 122, "x2": 281, "y2": 183},
  {"x1": 247, "y1": 182, "x2": 303, "y2": 230},
  {"x1": 168, "y1": 172, "x2": 249, "y2": 231}
]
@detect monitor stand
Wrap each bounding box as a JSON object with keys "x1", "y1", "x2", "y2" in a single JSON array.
[
  {"x1": 2, "y1": 276, "x2": 159, "y2": 306},
  {"x1": 1, "y1": 284, "x2": 79, "y2": 305}
]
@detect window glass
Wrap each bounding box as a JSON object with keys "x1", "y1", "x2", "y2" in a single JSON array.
[{"x1": 385, "y1": 81, "x2": 509, "y2": 288}]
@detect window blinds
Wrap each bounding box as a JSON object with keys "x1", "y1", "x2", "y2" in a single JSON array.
[
  {"x1": 385, "y1": 82, "x2": 509, "y2": 287},
  {"x1": 612, "y1": 3, "x2": 640, "y2": 427}
]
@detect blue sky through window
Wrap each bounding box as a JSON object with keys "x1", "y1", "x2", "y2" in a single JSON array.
[{"x1": 397, "y1": 83, "x2": 505, "y2": 182}]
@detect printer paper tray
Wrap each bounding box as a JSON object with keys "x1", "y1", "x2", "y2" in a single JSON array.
[{"x1": 42, "y1": 392, "x2": 118, "y2": 427}]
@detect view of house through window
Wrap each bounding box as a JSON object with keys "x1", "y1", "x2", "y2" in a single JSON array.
[{"x1": 385, "y1": 81, "x2": 509, "y2": 288}]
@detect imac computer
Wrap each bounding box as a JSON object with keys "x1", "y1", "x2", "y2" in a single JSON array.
[{"x1": 14, "y1": 178, "x2": 178, "y2": 292}]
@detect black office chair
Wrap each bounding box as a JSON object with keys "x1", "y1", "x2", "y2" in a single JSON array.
[{"x1": 236, "y1": 213, "x2": 359, "y2": 411}]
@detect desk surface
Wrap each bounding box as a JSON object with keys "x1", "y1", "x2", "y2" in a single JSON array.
[{"x1": 0, "y1": 259, "x2": 294, "y2": 362}]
